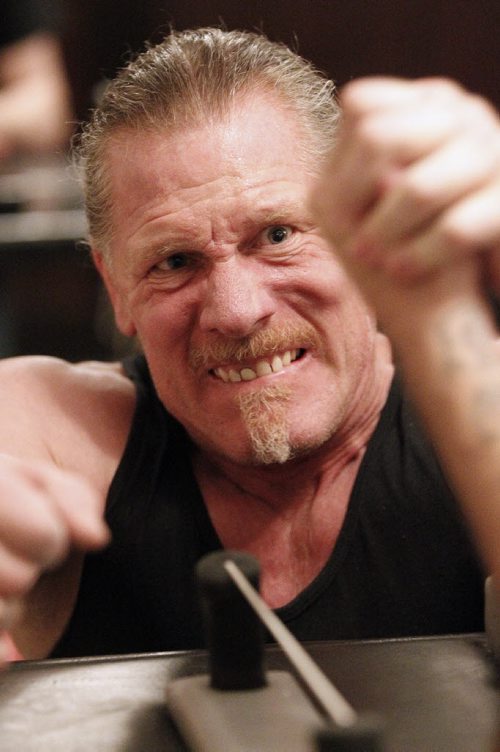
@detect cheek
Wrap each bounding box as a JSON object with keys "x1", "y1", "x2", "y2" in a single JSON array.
[
  {"x1": 133, "y1": 290, "x2": 196, "y2": 348},
  {"x1": 133, "y1": 296, "x2": 203, "y2": 405}
]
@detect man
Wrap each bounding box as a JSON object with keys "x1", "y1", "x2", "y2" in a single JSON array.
[{"x1": 0, "y1": 28, "x2": 495, "y2": 661}]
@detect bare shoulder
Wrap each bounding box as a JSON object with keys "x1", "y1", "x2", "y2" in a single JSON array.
[
  {"x1": 0, "y1": 356, "x2": 136, "y2": 488},
  {"x1": 0, "y1": 353, "x2": 129, "y2": 384},
  {"x1": 0, "y1": 355, "x2": 134, "y2": 415}
]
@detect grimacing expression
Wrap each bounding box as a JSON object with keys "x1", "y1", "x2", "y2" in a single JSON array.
[{"x1": 96, "y1": 96, "x2": 381, "y2": 465}]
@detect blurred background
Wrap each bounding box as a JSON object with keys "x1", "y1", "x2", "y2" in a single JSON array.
[{"x1": 2, "y1": 0, "x2": 499, "y2": 361}]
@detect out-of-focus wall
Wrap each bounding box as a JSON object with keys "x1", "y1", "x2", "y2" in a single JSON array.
[{"x1": 62, "y1": 0, "x2": 500, "y2": 121}]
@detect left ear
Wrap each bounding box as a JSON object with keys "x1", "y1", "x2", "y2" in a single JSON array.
[{"x1": 92, "y1": 249, "x2": 137, "y2": 337}]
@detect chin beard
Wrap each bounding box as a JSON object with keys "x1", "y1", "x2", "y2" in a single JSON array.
[{"x1": 236, "y1": 384, "x2": 293, "y2": 465}]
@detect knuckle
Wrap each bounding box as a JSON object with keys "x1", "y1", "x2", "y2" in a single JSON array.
[
  {"x1": 354, "y1": 117, "x2": 386, "y2": 153},
  {"x1": 465, "y1": 93, "x2": 499, "y2": 128},
  {"x1": 16, "y1": 510, "x2": 69, "y2": 565},
  {"x1": 399, "y1": 173, "x2": 440, "y2": 210},
  {"x1": 0, "y1": 509, "x2": 69, "y2": 572},
  {"x1": 418, "y1": 77, "x2": 465, "y2": 100},
  {"x1": 466, "y1": 132, "x2": 500, "y2": 170},
  {"x1": 33, "y1": 526, "x2": 69, "y2": 567},
  {"x1": 340, "y1": 79, "x2": 368, "y2": 110},
  {"x1": 437, "y1": 214, "x2": 478, "y2": 254},
  {"x1": 0, "y1": 561, "x2": 38, "y2": 598}
]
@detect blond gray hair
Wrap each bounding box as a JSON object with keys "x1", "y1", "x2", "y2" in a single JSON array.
[{"x1": 75, "y1": 27, "x2": 340, "y2": 256}]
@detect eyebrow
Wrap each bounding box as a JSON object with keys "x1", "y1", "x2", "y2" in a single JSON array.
[
  {"x1": 251, "y1": 198, "x2": 310, "y2": 225},
  {"x1": 130, "y1": 219, "x2": 202, "y2": 265},
  {"x1": 130, "y1": 196, "x2": 312, "y2": 262}
]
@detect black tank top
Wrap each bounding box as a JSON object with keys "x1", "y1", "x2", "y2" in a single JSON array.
[{"x1": 52, "y1": 355, "x2": 484, "y2": 658}]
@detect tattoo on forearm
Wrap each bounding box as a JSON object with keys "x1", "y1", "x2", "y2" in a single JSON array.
[{"x1": 428, "y1": 302, "x2": 500, "y2": 446}]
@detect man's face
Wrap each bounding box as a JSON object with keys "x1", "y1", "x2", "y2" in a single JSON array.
[{"x1": 99, "y1": 96, "x2": 382, "y2": 466}]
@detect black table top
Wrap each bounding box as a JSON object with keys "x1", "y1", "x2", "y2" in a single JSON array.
[{"x1": 0, "y1": 633, "x2": 498, "y2": 751}]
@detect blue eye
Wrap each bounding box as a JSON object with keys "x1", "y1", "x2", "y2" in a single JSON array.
[
  {"x1": 266, "y1": 226, "x2": 291, "y2": 244},
  {"x1": 166, "y1": 253, "x2": 189, "y2": 270}
]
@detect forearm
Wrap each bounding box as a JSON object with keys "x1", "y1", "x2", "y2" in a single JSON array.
[
  {"x1": 311, "y1": 74, "x2": 500, "y2": 575},
  {"x1": 389, "y1": 290, "x2": 500, "y2": 575}
]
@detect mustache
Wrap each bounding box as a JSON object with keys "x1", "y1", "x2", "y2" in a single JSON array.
[{"x1": 189, "y1": 322, "x2": 321, "y2": 371}]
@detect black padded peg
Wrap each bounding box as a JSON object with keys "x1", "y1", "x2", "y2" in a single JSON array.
[{"x1": 196, "y1": 550, "x2": 266, "y2": 690}]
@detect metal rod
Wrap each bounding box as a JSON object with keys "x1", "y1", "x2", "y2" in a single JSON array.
[{"x1": 224, "y1": 559, "x2": 357, "y2": 728}]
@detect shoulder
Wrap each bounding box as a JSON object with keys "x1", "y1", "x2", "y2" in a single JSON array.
[
  {"x1": 0, "y1": 356, "x2": 136, "y2": 489},
  {"x1": 0, "y1": 355, "x2": 134, "y2": 418}
]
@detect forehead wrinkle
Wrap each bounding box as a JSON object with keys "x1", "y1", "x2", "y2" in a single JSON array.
[
  {"x1": 128, "y1": 196, "x2": 310, "y2": 268},
  {"x1": 119, "y1": 169, "x2": 313, "y2": 271},
  {"x1": 123, "y1": 184, "x2": 233, "y2": 258},
  {"x1": 111, "y1": 166, "x2": 245, "y2": 241},
  {"x1": 126, "y1": 206, "x2": 239, "y2": 270},
  {"x1": 119, "y1": 176, "x2": 235, "y2": 234}
]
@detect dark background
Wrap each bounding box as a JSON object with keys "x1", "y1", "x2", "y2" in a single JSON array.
[{"x1": 61, "y1": 0, "x2": 500, "y2": 121}]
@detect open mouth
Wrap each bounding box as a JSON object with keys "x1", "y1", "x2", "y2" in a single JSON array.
[{"x1": 210, "y1": 348, "x2": 306, "y2": 383}]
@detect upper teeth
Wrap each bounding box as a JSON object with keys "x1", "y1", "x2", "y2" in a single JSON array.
[{"x1": 213, "y1": 349, "x2": 300, "y2": 383}]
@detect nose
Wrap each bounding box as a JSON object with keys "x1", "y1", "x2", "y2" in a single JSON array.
[{"x1": 198, "y1": 257, "x2": 275, "y2": 337}]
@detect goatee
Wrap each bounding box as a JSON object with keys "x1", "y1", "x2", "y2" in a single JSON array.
[{"x1": 236, "y1": 384, "x2": 293, "y2": 464}]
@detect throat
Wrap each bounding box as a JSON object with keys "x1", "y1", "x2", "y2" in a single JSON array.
[
  {"x1": 254, "y1": 543, "x2": 330, "y2": 608},
  {"x1": 193, "y1": 449, "x2": 362, "y2": 607}
]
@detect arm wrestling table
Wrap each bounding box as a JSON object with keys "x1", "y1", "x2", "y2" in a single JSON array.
[{"x1": 0, "y1": 634, "x2": 498, "y2": 751}]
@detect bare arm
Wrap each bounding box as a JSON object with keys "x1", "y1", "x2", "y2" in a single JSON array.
[
  {"x1": 311, "y1": 77, "x2": 500, "y2": 577},
  {"x1": 0, "y1": 356, "x2": 134, "y2": 661}
]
